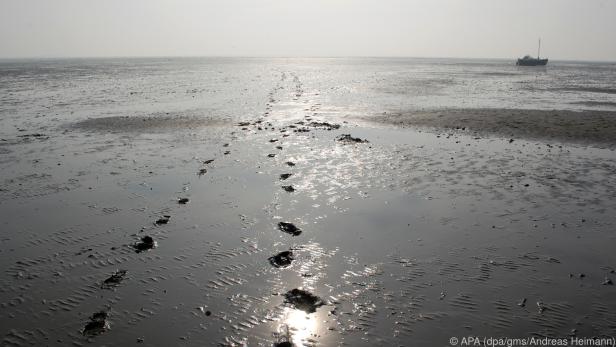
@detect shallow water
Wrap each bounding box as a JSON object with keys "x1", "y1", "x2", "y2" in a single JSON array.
[{"x1": 1, "y1": 58, "x2": 615, "y2": 346}]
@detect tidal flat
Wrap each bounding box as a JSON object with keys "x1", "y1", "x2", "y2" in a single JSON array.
[{"x1": 1, "y1": 58, "x2": 615, "y2": 346}]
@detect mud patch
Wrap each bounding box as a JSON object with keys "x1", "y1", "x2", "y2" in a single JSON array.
[
  {"x1": 309, "y1": 121, "x2": 341, "y2": 130},
  {"x1": 155, "y1": 215, "x2": 171, "y2": 225},
  {"x1": 269, "y1": 251, "x2": 294, "y2": 268},
  {"x1": 101, "y1": 270, "x2": 127, "y2": 289},
  {"x1": 336, "y1": 134, "x2": 369, "y2": 144},
  {"x1": 281, "y1": 185, "x2": 295, "y2": 193},
  {"x1": 132, "y1": 236, "x2": 156, "y2": 253},
  {"x1": 283, "y1": 289, "x2": 325, "y2": 313},
  {"x1": 570, "y1": 101, "x2": 616, "y2": 108},
  {"x1": 82, "y1": 311, "x2": 110, "y2": 336},
  {"x1": 72, "y1": 114, "x2": 229, "y2": 133},
  {"x1": 278, "y1": 222, "x2": 302, "y2": 236},
  {"x1": 556, "y1": 87, "x2": 616, "y2": 95},
  {"x1": 372, "y1": 108, "x2": 616, "y2": 147}
]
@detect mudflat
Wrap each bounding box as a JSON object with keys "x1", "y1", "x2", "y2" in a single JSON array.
[{"x1": 1, "y1": 58, "x2": 615, "y2": 346}]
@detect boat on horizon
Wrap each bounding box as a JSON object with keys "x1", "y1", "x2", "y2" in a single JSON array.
[{"x1": 516, "y1": 39, "x2": 548, "y2": 66}]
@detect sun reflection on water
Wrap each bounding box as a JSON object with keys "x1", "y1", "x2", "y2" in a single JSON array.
[{"x1": 279, "y1": 307, "x2": 319, "y2": 346}]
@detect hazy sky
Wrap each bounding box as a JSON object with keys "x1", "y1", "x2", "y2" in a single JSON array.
[{"x1": 1, "y1": 0, "x2": 615, "y2": 60}]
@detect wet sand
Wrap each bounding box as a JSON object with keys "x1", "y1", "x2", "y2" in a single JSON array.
[
  {"x1": 372, "y1": 108, "x2": 616, "y2": 148},
  {"x1": 2, "y1": 66, "x2": 616, "y2": 346}
]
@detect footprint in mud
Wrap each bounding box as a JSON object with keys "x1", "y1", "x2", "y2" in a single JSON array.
[
  {"x1": 268, "y1": 154, "x2": 277, "y2": 158},
  {"x1": 101, "y1": 270, "x2": 127, "y2": 289},
  {"x1": 285, "y1": 161, "x2": 295, "y2": 167},
  {"x1": 132, "y1": 236, "x2": 156, "y2": 253},
  {"x1": 178, "y1": 198, "x2": 190, "y2": 204},
  {"x1": 155, "y1": 215, "x2": 171, "y2": 225},
  {"x1": 198, "y1": 168, "x2": 207, "y2": 176},
  {"x1": 276, "y1": 146, "x2": 283, "y2": 150},
  {"x1": 279, "y1": 173, "x2": 292, "y2": 180},
  {"x1": 224, "y1": 150, "x2": 231, "y2": 155},
  {"x1": 203, "y1": 159, "x2": 214, "y2": 164},
  {"x1": 82, "y1": 310, "x2": 110, "y2": 336},
  {"x1": 278, "y1": 222, "x2": 302, "y2": 236},
  {"x1": 269, "y1": 251, "x2": 294, "y2": 268},
  {"x1": 281, "y1": 185, "x2": 295, "y2": 192},
  {"x1": 283, "y1": 289, "x2": 325, "y2": 313},
  {"x1": 270, "y1": 139, "x2": 279, "y2": 143},
  {"x1": 335, "y1": 134, "x2": 368, "y2": 144}
]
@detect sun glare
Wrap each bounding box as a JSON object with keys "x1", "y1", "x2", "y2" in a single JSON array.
[{"x1": 279, "y1": 307, "x2": 319, "y2": 346}]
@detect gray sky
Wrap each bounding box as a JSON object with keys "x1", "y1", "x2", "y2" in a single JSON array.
[{"x1": 1, "y1": 0, "x2": 614, "y2": 60}]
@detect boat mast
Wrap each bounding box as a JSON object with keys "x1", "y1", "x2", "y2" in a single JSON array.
[{"x1": 538, "y1": 38, "x2": 541, "y2": 59}]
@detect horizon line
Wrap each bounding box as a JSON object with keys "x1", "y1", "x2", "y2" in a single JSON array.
[{"x1": 0, "y1": 55, "x2": 614, "y2": 63}]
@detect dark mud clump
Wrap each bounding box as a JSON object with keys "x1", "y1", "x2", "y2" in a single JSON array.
[
  {"x1": 155, "y1": 215, "x2": 171, "y2": 225},
  {"x1": 281, "y1": 185, "x2": 295, "y2": 192},
  {"x1": 279, "y1": 173, "x2": 292, "y2": 180},
  {"x1": 17, "y1": 133, "x2": 49, "y2": 141},
  {"x1": 133, "y1": 236, "x2": 156, "y2": 253},
  {"x1": 283, "y1": 289, "x2": 325, "y2": 313},
  {"x1": 82, "y1": 311, "x2": 110, "y2": 336},
  {"x1": 278, "y1": 222, "x2": 302, "y2": 236},
  {"x1": 309, "y1": 121, "x2": 341, "y2": 130},
  {"x1": 17, "y1": 133, "x2": 47, "y2": 138},
  {"x1": 336, "y1": 134, "x2": 369, "y2": 144},
  {"x1": 269, "y1": 251, "x2": 294, "y2": 268},
  {"x1": 101, "y1": 270, "x2": 127, "y2": 289},
  {"x1": 178, "y1": 198, "x2": 190, "y2": 204}
]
